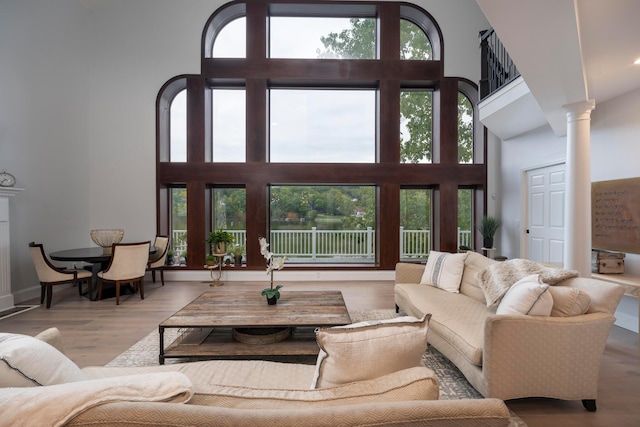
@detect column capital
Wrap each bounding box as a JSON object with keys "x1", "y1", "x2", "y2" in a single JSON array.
[{"x1": 562, "y1": 99, "x2": 596, "y2": 122}]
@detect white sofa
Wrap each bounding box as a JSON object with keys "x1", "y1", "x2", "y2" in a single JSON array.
[
  {"x1": 0, "y1": 325, "x2": 514, "y2": 427},
  {"x1": 395, "y1": 251, "x2": 625, "y2": 412}
]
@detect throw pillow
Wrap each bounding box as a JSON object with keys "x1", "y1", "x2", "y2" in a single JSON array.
[
  {"x1": 547, "y1": 286, "x2": 591, "y2": 317},
  {"x1": 193, "y1": 367, "x2": 439, "y2": 408},
  {"x1": 496, "y1": 275, "x2": 553, "y2": 316},
  {"x1": 420, "y1": 251, "x2": 468, "y2": 293},
  {"x1": 0, "y1": 333, "x2": 85, "y2": 387},
  {"x1": 34, "y1": 327, "x2": 66, "y2": 354},
  {"x1": 311, "y1": 315, "x2": 430, "y2": 389}
]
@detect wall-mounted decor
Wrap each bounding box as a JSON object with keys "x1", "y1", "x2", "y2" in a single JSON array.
[{"x1": 591, "y1": 177, "x2": 640, "y2": 254}]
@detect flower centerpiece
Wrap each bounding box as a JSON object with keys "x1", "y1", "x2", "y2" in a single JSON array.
[{"x1": 259, "y1": 236, "x2": 286, "y2": 305}]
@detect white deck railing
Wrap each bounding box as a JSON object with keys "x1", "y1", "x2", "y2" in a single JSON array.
[{"x1": 172, "y1": 227, "x2": 472, "y2": 260}]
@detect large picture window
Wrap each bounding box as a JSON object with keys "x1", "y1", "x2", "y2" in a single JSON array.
[
  {"x1": 270, "y1": 185, "x2": 376, "y2": 263},
  {"x1": 157, "y1": 1, "x2": 485, "y2": 270}
]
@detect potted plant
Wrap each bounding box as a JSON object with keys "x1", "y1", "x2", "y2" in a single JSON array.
[
  {"x1": 205, "y1": 254, "x2": 216, "y2": 266},
  {"x1": 258, "y1": 236, "x2": 286, "y2": 305},
  {"x1": 166, "y1": 248, "x2": 175, "y2": 266},
  {"x1": 231, "y1": 244, "x2": 244, "y2": 266},
  {"x1": 476, "y1": 216, "x2": 502, "y2": 249},
  {"x1": 206, "y1": 230, "x2": 235, "y2": 255}
]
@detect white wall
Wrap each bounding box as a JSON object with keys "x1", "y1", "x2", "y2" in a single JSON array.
[
  {"x1": 497, "y1": 87, "x2": 640, "y2": 332},
  {"x1": 1, "y1": 0, "x2": 488, "y2": 302},
  {"x1": 0, "y1": 0, "x2": 93, "y2": 302}
]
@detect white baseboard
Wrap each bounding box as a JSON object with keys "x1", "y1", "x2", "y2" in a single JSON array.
[
  {"x1": 13, "y1": 271, "x2": 395, "y2": 304},
  {"x1": 13, "y1": 284, "x2": 74, "y2": 305},
  {"x1": 163, "y1": 269, "x2": 395, "y2": 283},
  {"x1": 614, "y1": 295, "x2": 639, "y2": 333},
  {"x1": 0, "y1": 293, "x2": 15, "y2": 311}
]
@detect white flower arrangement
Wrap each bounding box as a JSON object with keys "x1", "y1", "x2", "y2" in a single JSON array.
[{"x1": 258, "y1": 236, "x2": 286, "y2": 300}]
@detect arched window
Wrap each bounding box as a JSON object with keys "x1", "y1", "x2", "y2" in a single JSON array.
[{"x1": 156, "y1": 1, "x2": 485, "y2": 270}]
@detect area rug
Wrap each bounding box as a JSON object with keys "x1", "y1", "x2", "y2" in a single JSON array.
[{"x1": 107, "y1": 309, "x2": 526, "y2": 426}]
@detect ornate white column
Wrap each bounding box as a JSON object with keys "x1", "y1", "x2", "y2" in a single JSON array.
[
  {"x1": 0, "y1": 188, "x2": 24, "y2": 310},
  {"x1": 562, "y1": 100, "x2": 595, "y2": 277}
]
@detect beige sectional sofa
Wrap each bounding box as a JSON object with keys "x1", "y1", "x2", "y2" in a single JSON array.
[
  {"x1": 395, "y1": 251, "x2": 626, "y2": 412},
  {"x1": 0, "y1": 325, "x2": 514, "y2": 427}
]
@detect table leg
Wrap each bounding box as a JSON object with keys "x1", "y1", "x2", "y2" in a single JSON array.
[
  {"x1": 159, "y1": 326, "x2": 165, "y2": 365},
  {"x1": 88, "y1": 263, "x2": 104, "y2": 300}
]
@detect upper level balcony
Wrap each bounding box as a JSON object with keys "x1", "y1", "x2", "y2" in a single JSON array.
[{"x1": 478, "y1": 29, "x2": 548, "y2": 140}]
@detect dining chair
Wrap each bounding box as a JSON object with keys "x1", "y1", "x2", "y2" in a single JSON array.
[
  {"x1": 28, "y1": 242, "x2": 93, "y2": 309},
  {"x1": 97, "y1": 241, "x2": 151, "y2": 305},
  {"x1": 146, "y1": 235, "x2": 169, "y2": 286}
]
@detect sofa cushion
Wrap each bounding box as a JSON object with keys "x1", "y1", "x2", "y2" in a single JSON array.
[
  {"x1": 312, "y1": 315, "x2": 429, "y2": 389},
  {"x1": 547, "y1": 286, "x2": 591, "y2": 317},
  {"x1": 496, "y1": 275, "x2": 553, "y2": 316},
  {"x1": 191, "y1": 366, "x2": 438, "y2": 409},
  {"x1": 460, "y1": 251, "x2": 497, "y2": 303},
  {"x1": 84, "y1": 359, "x2": 317, "y2": 391},
  {"x1": 0, "y1": 333, "x2": 85, "y2": 387},
  {"x1": 394, "y1": 283, "x2": 486, "y2": 366},
  {"x1": 420, "y1": 251, "x2": 468, "y2": 293}
]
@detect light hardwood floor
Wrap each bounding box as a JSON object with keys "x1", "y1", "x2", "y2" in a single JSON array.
[{"x1": 2, "y1": 279, "x2": 639, "y2": 427}]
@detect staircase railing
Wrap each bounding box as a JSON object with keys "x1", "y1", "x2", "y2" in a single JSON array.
[{"x1": 479, "y1": 28, "x2": 520, "y2": 101}]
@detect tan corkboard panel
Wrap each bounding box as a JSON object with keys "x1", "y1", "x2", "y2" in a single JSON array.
[{"x1": 592, "y1": 177, "x2": 640, "y2": 254}]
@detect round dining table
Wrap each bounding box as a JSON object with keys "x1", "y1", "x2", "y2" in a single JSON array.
[{"x1": 50, "y1": 246, "x2": 156, "y2": 301}]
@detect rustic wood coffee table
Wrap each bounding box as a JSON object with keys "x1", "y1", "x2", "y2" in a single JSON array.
[{"x1": 159, "y1": 290, "x2": 351, "y2": 364}]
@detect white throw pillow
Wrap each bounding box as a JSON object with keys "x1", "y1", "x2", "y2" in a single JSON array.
[
  {"x1": 420, "y1": 251, "x2": 468, "y2": 293},
  {"x1": 0, "y1": 333, "x2": 85, "y2": 387},
  {"x1": 311, "y1": 315, "x2": 430, "y2": 389},
  {"x1": 496, "y1": 275, "x2": 553, "y2": 316}
]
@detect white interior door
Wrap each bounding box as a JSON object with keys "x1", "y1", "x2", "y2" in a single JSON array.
[{"x1": 526, "y1": 163, "x2": 566, "y2": 264}]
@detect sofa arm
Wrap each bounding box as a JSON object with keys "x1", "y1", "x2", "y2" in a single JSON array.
[
  {"x1": 482, "y1": 312, "x2": 616, "y2": 401},
  {"x1": 395, "y1": 262, "x2": 425, "y2": 284}
]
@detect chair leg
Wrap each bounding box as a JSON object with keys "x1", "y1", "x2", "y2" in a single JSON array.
[
  {"x1": 46, "y1": 284, "x2": 53, "y2": 309},
  {"x1": 97, "y1": 278, "x2": 103, "y2": 301},
  {"x1": 116, "y1": 281, "x2": 120, "y2": 305},
  {"x1": 40, "y1": 283, "x2": 46, "y2": 304},
  {"x1": 159, "y1": 268, "x2": 165, "y2": 286},
  {"x1": 77, "y1": 279, "x2": 83, "y2": 296},
  {"x1": 151, "y1": 270, "x2": 156, "y2": 283},
  {"x1": 86, "y1": 279, "x2": 92, "y2": 301},
  {"x1": 139, "y1": 279, "x2": 145, "y2": 300}
]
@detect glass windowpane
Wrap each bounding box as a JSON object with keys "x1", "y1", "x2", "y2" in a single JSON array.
[
  {"x1": 271, "y1": 17, "x2": 375, "y2": 59},
  {"x1": 171, "y1": 187, "x2": 187, "y2": 265},
  {"x1": 400, "y1": 189, "x2": 431, "y2": 261},
  {"x1": 270, "y1": 90, "x2": 375, "y2": 163},
  {"x1": 400, "y1": 19, "x2": 432, "y2": 60},
  {"x1": 270, "y1": 185, "x2": 376, "y2": 263},
  {"x1": 212, "y1": 17, "x2": 246, "y2": 58},
  {"x1": 211, "y1": 188, "x2": 247, "y2": 263},
  {"x1": 400, "y1": 90, "x2": 432, "y2": 164},
  {"x1": 170, "y1": 90, "x2": 186, "y2": 162},
  {"x1": 212, "y1": 89, "x2": 246, "y2": 162},
  {"x1": 458, "y1": 189, "x2": 473, "y2": 250},
  {"x1": 458, "y1": 93, "x2": 473, "y2": 164}
]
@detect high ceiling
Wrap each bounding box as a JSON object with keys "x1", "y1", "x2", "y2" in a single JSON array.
[{"x1": 476, "y1": 0, "x2": 640, "y2": 137}]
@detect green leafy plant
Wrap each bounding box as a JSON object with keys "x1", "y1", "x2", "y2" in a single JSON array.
[
  {"x1": 261, "y1": 284, "x2": 283, "y2": 300},
  {"x1": 476, "y1": 216, "x2": 502, "y2": 239},
  {"x1": 230, "y1": 244, "x2": 244, "y2": 257},
  {"x1": 206, "y1": 230, "x2": 235, "y2": 254}
]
